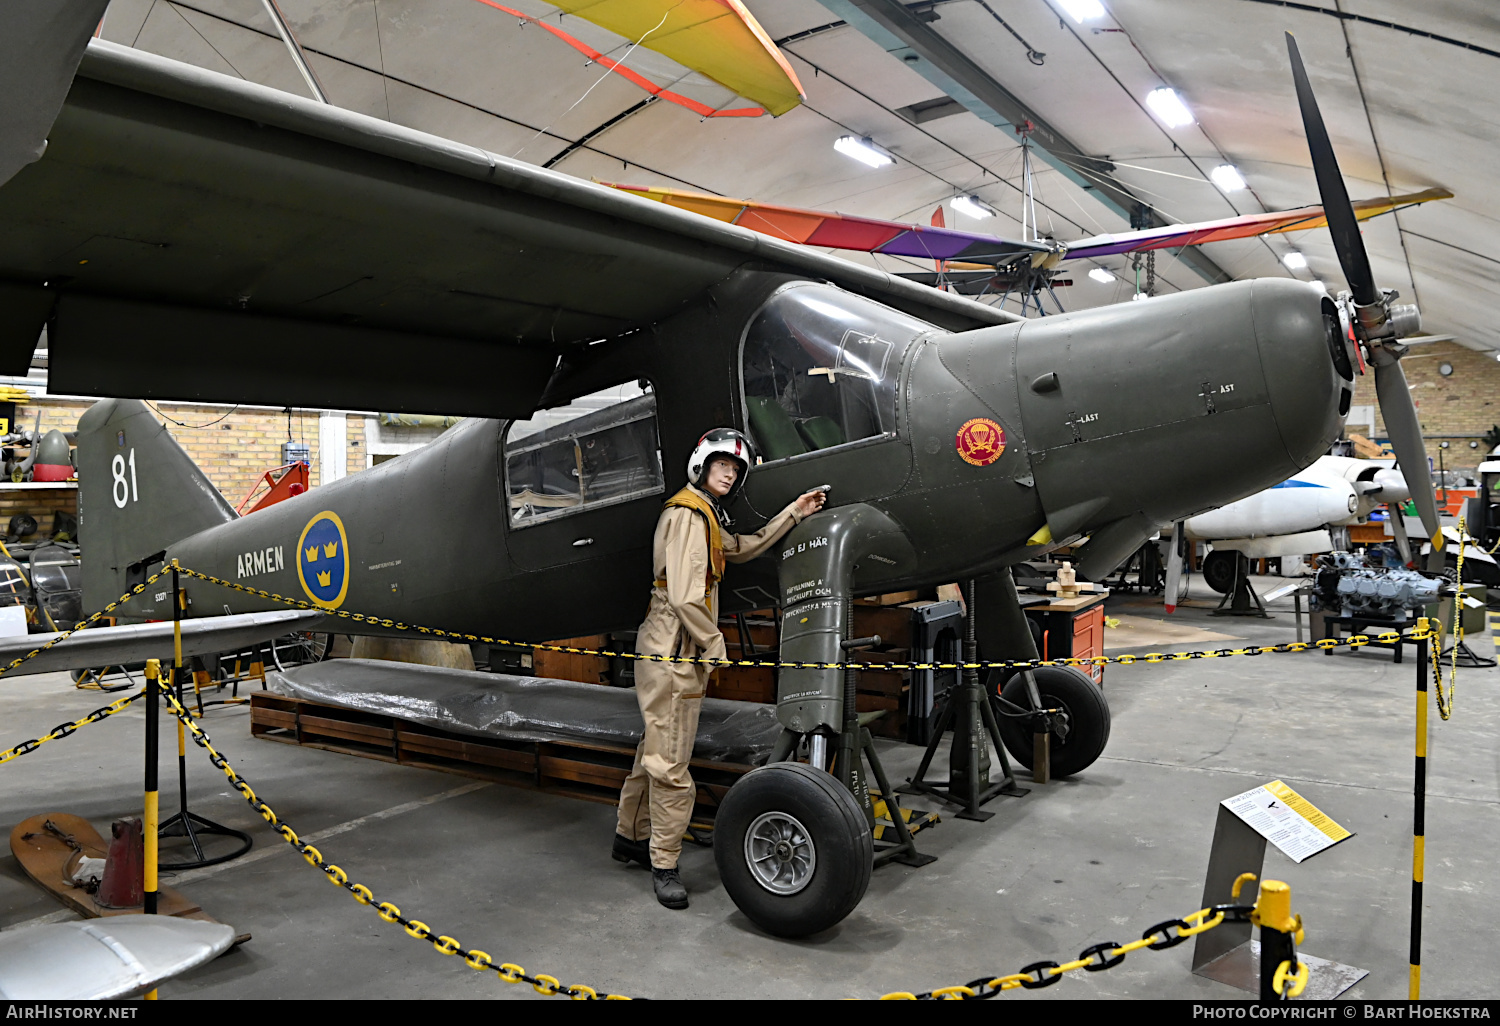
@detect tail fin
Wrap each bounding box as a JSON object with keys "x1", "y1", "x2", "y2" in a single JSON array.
[{"x1": 77, "y1": 399, "x2": 235, "y2": 611}]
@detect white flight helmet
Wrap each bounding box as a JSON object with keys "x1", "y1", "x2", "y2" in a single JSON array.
[{"x1": 687, "y1": 427, "x2": 756, "y2": 503}]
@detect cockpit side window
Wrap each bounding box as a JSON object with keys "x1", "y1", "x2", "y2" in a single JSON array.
[
  {"x1": 503, "y1": 381, "x2": 664, "y2": 526},
  {"x1": 741, "y1": 285, "x2": 932, "y2": 462}
]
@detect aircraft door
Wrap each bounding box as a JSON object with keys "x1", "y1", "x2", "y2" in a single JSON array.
[
  {"x1": 736, "y1": 283, "x2": 923, "y2": 513},
  {"x1": 503, "y1": 382, "x2": 666, "y2": 572}
]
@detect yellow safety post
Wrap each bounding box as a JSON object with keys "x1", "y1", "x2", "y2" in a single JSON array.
[
  {"x1": 1252, "y1": 879, "x2": 1305, "y2": 1000},
  {"x1": 1411, "y1": 617, "x2": 1431, "y2": 999},
  {"x1": 144, "y1": 656, "x2": 162, "y2": 999}
]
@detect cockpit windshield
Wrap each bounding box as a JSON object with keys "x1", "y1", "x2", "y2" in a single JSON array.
[{"x1": 741, "y1": 284, "x2": 934, "y2": 462}]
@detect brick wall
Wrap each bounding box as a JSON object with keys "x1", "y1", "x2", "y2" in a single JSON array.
[
  {"x1": 23, "y1": 399, "x2": 333, "y2": 507},
  {"x1": 1348, "y1": 341, "x2": 1500, "y2": 468}
]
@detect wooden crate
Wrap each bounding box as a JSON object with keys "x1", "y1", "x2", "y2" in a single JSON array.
[
  {"x1": 533, "y1": 635, "x2": 611, "y2": 685},
  {"x1": 250, "y1": 693, "x2": 750, "y2": 816}
]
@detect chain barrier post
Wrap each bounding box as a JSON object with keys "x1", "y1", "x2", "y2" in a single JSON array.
[
  {"x1": 1411, "y1": 616, "x2": 1430, "y2": 1000},
  {"x1": 1253, "y1": 879, "x2": 1305, "y2": 1000},
  {"x1": 143, "y1": 658, "x2": 160, "y2": 919}
]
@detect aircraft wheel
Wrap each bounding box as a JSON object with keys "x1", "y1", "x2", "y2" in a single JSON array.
[
  {"x1": 270, "y1": 631, "x2": 333, "y2": 672},
  {"x1": 714, "y1": 762, "x2": 872, "y2": 938},
  {"x1": 1202, "y1": 550, "x2": 1242, "y2": 594},
  {"x1": 995, "y1": 666, "x2": 1111, "y2": 778}
]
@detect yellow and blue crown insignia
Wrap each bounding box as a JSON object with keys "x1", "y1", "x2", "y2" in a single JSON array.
[{"x1": 297, "y1": 511, "x2": 350, "y2": 609}]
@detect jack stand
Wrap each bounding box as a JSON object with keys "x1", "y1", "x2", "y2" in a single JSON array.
[
  {"x1": 157, "y1": 666, "x2": 252, "y2": 871},
  {"x1": 837, "y1": 629, "x2": 936, "y2": 868},
  {"x1": 1212, "y1": 555, "x2": 1271, "y2": 618},
  {"x1": 901, "y1": 580, "x2": 1028, "y2": 819},
  {"x1": 1441, "y1": 638, "x2": 1496, "y2": 668}
]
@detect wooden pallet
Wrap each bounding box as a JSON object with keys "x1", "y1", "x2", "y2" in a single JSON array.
[{"x1": 250, "y1": 694, "x2": 755, "y2": 818}]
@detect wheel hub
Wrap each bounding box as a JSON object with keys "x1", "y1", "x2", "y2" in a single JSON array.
[{"x1": 744, "y1": 811, "x2": 816, "y2": 896}]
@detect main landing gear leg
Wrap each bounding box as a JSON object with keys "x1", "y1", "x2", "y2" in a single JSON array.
[{"x1": 714, "y1": 504, "x2": 922, "y2": 936}]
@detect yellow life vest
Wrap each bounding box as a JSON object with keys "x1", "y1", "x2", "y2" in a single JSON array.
[{"x1": 654, "y1": 487, "x2": 725, "y2": 591}]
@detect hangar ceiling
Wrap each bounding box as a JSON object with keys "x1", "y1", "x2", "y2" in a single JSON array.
[{"x1": 93, "y1": 0, "x2": 1500, "y2": 351}]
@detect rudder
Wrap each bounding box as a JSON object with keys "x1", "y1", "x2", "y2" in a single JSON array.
[{"x1": 77, "y1": 399, "x2": 236, "y2": 612}]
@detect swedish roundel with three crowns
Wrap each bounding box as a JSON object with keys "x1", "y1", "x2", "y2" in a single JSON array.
[{"x1": 297, "y1": 511, "x2": 350, "y2": 609}]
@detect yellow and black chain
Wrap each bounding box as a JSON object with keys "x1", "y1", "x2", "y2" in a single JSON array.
[
  {"x1": 1434, "y1": 516, "x2": 1469, "y2": 721},
  {"x1": 880, "y1": 900, "x2": 1308, "y2": 1000},
  {"x1": 0, "y1": 568, "x2": 172, "y2": 681},
  {"x1": 0, "y1": 570, "x2": 180, "y2": 762},
  {"x1": 156, "y1": 684, "x2": 629, "y2": 1000},
  {"x1": 175, "y1": 564, "x2": 1435, "y2": 674},
  {"x1": 0, "y1": 690, "x2": 143, "y2": 765}
]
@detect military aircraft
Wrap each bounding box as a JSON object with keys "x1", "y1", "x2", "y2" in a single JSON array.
[
  {"x1": 1164, "y1": 454, "x2": 1412, "y2": 611},
  {"x1": 0, "y1": 5, "x2": 1447, "y2": 936}
]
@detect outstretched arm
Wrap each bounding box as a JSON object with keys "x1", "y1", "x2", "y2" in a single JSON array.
[{"x1": 723, "y1": 489, "x2": 827, "y2": 563}]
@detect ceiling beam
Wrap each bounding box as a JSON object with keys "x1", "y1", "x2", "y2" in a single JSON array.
[{"x1": 816, "y1": 0, "x2": 1233, "y2": 286}]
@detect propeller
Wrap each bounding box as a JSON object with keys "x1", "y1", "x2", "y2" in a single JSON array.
[{"x1": 1286, "y1": 33, "x2": 1445, "y2": 568}]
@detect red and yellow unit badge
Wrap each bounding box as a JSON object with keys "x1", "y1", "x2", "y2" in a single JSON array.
[{"x1": 955, "y1": 418, "x2": 1007, "y2": 466}]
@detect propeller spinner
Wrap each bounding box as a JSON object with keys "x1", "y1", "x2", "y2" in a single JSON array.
[{"x1": 1286, "y1": 33, "x2": 1444, "y2": 568}]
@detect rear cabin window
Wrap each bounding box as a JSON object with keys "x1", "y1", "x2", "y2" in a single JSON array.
[
  {"x1": 504, "y1": 382, "x2": 664, "y2": 525},
  {"x1": 741, "y1": 284, "x2": 933, "y2": 462}
]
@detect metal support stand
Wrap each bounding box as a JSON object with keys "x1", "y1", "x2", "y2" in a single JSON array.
[
  {"x1": 901, "y1": 580, "x2": 1027, "y2": 818},
  {"x1": 1212, "y1": 556, "x2": 1271, "y2": 618},
  {"x1": 1440, "y1": 638, "x2": 1496, "y2": 668},
  {"x1": 158, "y1": 569, "x2": 251, "y2": 871},
  {"x1": 836, "y1": 622, "x2": 935, "y2": 868}
]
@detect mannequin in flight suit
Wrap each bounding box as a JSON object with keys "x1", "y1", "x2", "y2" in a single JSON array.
[{"x1": 613, "y1": 428, "x2": 827, "y2": 908}]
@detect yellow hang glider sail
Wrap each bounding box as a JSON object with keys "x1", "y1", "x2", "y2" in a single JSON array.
[{"x1": 545, "y1": 0, "x2": 806, "y2": 116}]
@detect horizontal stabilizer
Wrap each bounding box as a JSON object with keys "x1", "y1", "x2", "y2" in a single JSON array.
[{"x1": 0, "y1": 609, "x2": 323, "y2": 678}]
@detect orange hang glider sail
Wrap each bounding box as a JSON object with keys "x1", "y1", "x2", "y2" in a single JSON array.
[{"x1": 499, "y1": 0, "x2": 806, "y2": 117}]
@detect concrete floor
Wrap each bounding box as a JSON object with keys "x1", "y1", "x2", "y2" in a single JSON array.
[{"x1": 1, "y1": 579, "x2": 1495, "y2": 1000}]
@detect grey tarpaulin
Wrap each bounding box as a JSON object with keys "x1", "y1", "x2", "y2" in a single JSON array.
[{"x1": 266, "y1": 658, "x2": 781, "y2": 765}]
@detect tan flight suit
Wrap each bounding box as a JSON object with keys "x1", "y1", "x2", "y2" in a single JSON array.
[{"x1": 616, "y1": 484, "x2": 803, "y2": 869}]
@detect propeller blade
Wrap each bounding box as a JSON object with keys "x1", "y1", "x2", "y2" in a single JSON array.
[
  {"x1": 1286, "y1": 33, "x2": 1378, "y2": 306},
  {"x1": 1373, "y1": 358, "x2": 1444, "y2": 567},
  {"x1": 1388, "y1": 504, "x2": 1412, "y2": 565}
]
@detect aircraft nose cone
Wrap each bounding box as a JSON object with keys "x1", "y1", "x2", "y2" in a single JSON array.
[{"x1": 1252, "y1": 279, "x2": 1348, "y2": 469}]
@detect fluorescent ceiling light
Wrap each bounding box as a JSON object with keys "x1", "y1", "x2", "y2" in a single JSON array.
[
  {"x1": 1088, "y1": 267, "x2": 1114, "y2": 284},
  {"x1": 834, "y1": 135, "x2": 895, "y2": 168},
  {"x1": 950, "y1": 195, "x2": 995, "y2": 219},
  {"x1": 1283, "y1": 251, "x2": 1308, "y2": 270},
  {"x1": 1145, "y1": 87, "x2": 1194, "y2": 128},
  {"x1": 1209, "y1": 164, "x2": 1247, "y2": 192},
  {"x1": 1057, "y1": 0, "x2": 1106, "y2": 21}
]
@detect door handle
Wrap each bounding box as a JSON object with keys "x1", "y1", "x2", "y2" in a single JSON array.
[{"x1": 572, "y1": 537, "x2": 594, "y2": 547}]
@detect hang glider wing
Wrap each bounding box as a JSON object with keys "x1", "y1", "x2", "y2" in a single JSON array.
[
  {"x1": 602, "y1": 181, "x2": 1452, "y2": 276},
  {"x1": 1061, "y1": 188, "x2": 1453, "y2": 261},
  {"x1": 0, "y1": 27, "x2": 1012, "y2": 420},
  {"x1": 537, "y1": 0, "x2": 806, "y2": 116},
  {"x1": 600, "y1": 182, "x2": 1051, "y2": 266},
  {"x1": 473, "y1": 1, "x2": 766, "y2": 118}
]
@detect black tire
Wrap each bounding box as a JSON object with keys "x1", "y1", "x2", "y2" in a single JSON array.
[
  {"x1": 1202, "y1": 549, "x2": 1241, "y2": 594},
  {"x1": 714, "y1": 762, "x2": 872, "y2": 938},
  {"x1": 995, "y1": 666, "x2": 1111, "y2": 778}
]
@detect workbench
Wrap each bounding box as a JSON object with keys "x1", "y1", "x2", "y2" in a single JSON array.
[{"x1": 1023, "y1": 591, "x2": 1108, "y2": 685}]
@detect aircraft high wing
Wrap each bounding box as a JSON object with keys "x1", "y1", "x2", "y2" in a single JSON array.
[{"x1": 0, "y1": 9, "x2": 1012, "y2": 421}]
